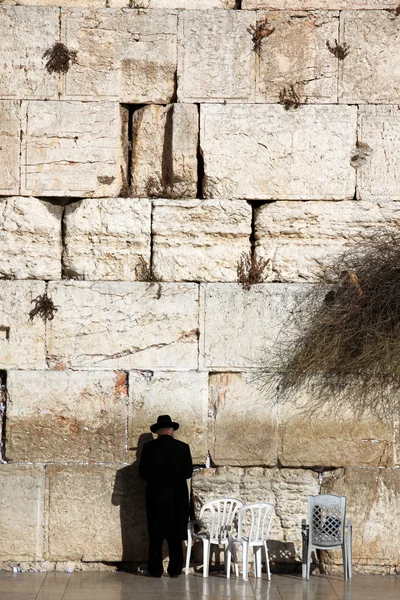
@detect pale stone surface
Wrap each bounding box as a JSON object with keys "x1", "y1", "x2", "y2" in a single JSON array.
[
  {"x1": 0, "y1": 197, "x2": 62, "y2": 280},
  {"x1": 356, "y1": 106, "x2": 400, "y2": 202},
  {"x1": 178, "y1": 11, "x2": 255, "y2": 103},
  {"x1": 131, "y1": 0, "x2": 235, "y2": 6},
  {"x1": 322, "y1": 468, "x2": 400, "y2": 567},
  {"x1": 209, "y1": 372, "x2": 277, "y2": 466},
  {"x1": 201, "y1": 105, "x2": 357, "y2": 200},
  {"x1": 256, "y1": 10, "x2": 338, "y2": 104},
  {"x1": 21, "y1": 101, "x2": 127, "y2": 197},
  {"x1": 202, "y1": 283, "x2": 308, "y2": 369},
  {"x1": 0, "y1": 281, "x2": 46, "y2": 369},
  {"x1": 244, "y1": 1, "x2": 397, "y2": 7},
  {"x1": 46, "y1": 465, "x2": 144, "y2": 561},
  {"x1": 0, "y1": 8, "x2": 59, "y2": 99},
  {"x1": 63, "y1": 198, "x2": 151, "y2": 281},
  {"x1": 152, "y1": 200, "x2": 251, "y2": 282},
  {"x1": 193, "y1": 467, "x2": 318, "y2": 561},
  {"x1": 131, "y1": 104, "x2": 198, "y2": 199},
  {"x1": 7, "y1": 370, "x2": 128, "y2": 463},
  {"x1": 0, "y1": 101, "x2": 20, "y2": 195},
  {"x1": 0, "y1": 465, "x2": 44, "y2": 561},
  {"x1": 46, "y1": 282, "x2": 199, "y2": 369},
  {"x1": 340, "y1": 11, "x2": 400, "y2": 104},
  {"x1": 129, "y1": 370, "x2": 208, "y2": 463},
  {"x1": 254, "y1": 201, "x2": 400, "y2": 282},
  {"x1": 278, "y1": 378, "x2": 395, "y2": 468},
  {"x1": 62, "y1": 8, "x2": 177, "y2": 103}
]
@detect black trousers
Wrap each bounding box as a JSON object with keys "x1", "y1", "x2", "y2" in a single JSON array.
[{"x1": 148, "y1": 532, "x2": 184, "y2": 577}]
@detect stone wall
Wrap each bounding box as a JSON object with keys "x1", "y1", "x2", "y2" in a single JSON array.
[{"x1": 0, "y1": 0, "x2": 400, "y2": 575}]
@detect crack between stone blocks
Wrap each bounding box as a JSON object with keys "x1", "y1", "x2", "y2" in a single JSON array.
[
  {"x1": 196, "y1": 103, "x2": 204, "y2": 200},
  {"x1": 124, "y1": 371, "x2": 130, "y2": 461},
  {"x1": 18, "y1": 101, "x2": 25, "y2": 197},
  {"x1": 0, "y1": 371, "x2": 8, "y2": 463},
  {"x1": 44, "y1": 282, "x2": 50, "y2": 368},
  {"x1": 149, "y1": 201, "x2": 155, "y2": 277}
]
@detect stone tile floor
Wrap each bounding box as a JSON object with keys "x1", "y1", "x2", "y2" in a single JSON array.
[{"x1": 1, "y1": 571, "x2": 400, "y2": 600}]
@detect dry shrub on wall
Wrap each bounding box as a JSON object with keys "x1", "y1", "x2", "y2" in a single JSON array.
[{"x1": 259, "y1": 233, "x2": 400, "y2": 418}]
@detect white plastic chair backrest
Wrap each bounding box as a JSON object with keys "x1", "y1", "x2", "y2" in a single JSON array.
[
  {"x1": 237, "y1": 503, "x2": 274, "y2": 544},
  {"x1": 199, "y1": 498, "x2": 243, "y2": 543},
  {"x1": 308, "y1": 494, "x2": 346, "y2": 547}
]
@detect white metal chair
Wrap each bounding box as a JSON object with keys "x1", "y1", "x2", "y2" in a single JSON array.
[
  {"x1": 186, "y1": 497, "x2": 243, "y2": 578},
  {"x1": 227, "y1": 502, "x2": 275, "y2": 582},
  {"x1": 302, "y1": 494, "x2": 352, "y2": 580}
]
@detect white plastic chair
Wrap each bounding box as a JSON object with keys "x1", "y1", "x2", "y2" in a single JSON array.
[
  {"x1": 302, "y1": 494, "x2": 352, "y2": 580},
  {"x1": 186, "y1": 497, "x2": 243, "y2": 578},
  {"x1": 227, "y1": 502, "x2": 275, "y2": 582}
]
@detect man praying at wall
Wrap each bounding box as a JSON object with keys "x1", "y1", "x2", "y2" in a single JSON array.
[{"x1": 139, "y1": 414, "x2": 193, "y2": 578}]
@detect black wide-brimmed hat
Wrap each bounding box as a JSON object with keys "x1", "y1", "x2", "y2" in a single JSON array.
[{"x1": 150, "y1": 414, "x2": 179, "y2": 433}]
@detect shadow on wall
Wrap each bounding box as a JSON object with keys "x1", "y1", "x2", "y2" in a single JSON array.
[{"x1": 112, "y1": 432, "x2": 153, "y2": 572}]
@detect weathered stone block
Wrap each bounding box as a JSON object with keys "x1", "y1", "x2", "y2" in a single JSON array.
[
  {"x1": 201, "y1": 105, "x2": 357, "y2": 200},
  {"x1": 322, "y1": 468, "x2": 400, "y2": 567},
  {"x1": 0, "y1": 465, "x2": 44, "y2": 561},
  {"x1": 0, "y1": 197, "x2": 62, "y2": 280},
  {"x1": 152, "y1": 200, "x2": 251, "y2": 282},
  {"x1": 131, "y1": 104, "x2": 198, "y2": 199},
  {"x1": 178, "y1": 11, "x2": 255, "y2": 103},
  {"x1": 129, "y1": 370, "x2": 208, "y2": 463},
  {"x1": 131, "y1": 0, "x2": 235, "y2": 6},
  {"x1": 209, "y1": 372, "x2": 277, "y2": 466},
  {"x1": 256, "y1": 10, "x2": 338, "y2": 103},
  {"x1": 278, "y1": 379, "x2": 395, "y2": 468},
  {"x1": 62, "y1": 8, "x2": 177, "y2": 103},
  {"x1": 21, "y1": 101, "x2": 127, "y2": 197},
  {"x1": 193, "y1": 467, "x2": 318, "y2": 559},
  {"x1": 356, "y1": 106, "x2": 400, "y2": 202},
  {"x1": 46, "y1": 465, "x2": 128, "y2": 561},
  {"x1": 254, "y1": 200, "x2": 400, "y2": 282},
  {"x1": 7, "y1": 370, "x2": 128, "y2": 463},
  {"x1": 0, "y1": 101, "x2": 20, "y2": 195},
  {"x1": 63, "y1": 198, "x2": 151, "y2": 281},
  {"x1": 340, "y1": 11, "x2": 400, "y2": 104},
  {"x1": 0, "y1": 8, "x2": 59, "y2": 99},
  {"x1": 202, "y1": 283, "x2": 307, "y2": 369},
  {"x1": 46, "y1": 282, "x2": 199, "y2": 370},
  {"x1": 0, "y1": 281, "x2": 46, "y2": 369},
  {"x1": 244, "y1": 1, "x2": 397, "y2": 7}
]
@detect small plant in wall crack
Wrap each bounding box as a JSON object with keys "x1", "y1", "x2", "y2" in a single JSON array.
[
  {"x1": 135, "y1": 256, "x2": 162, "y2": 299},
  {"x1": 279, "y1": 85, "x2": 302, "y2": 110},
  {"x1": 237, "y1": 251, "x2": 269, "y2": 291},
  {"x1": 326, "y1": 39, "x2": 350, "y2": 61},
  {"x1": 29, "y1": 292, "x2": 58, "y2": 322},
  {"x1": 43, "y1": 42, "x2": 77, "y2": 74},
  {"x1": 248, "y1": 16, "x2": 275, "y2": 54}
]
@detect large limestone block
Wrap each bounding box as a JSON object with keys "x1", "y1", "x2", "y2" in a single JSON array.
[
  {"x1": 209, "y1": 372, "x2": 277, "y2": 466},
  {"x1": 193, "y1": 467, "x2": 318, "y2": 559},
  {"x1": 46, "y1": 281, "x2": 199, "y2": 370},
  {"x1": 0, "y1": 8, "x2": 59, "y2": 99},
  {"x1": 340, "y1": 11, "x2": 400, "y2": 104},
  {"x1": 256, "y1": 10, "x2": 338, "y2": 103},
  {"x1": 130, "y1": 0, "x2": 235, "y2": 6},
  {"x1": 200, "y1": 105, "x2": 357, "y2": 200},
  {"x1": 202, "y1": 283, "x2": 308, "y2": 369},
  {"x1": 0, "y1": 281, "x2": 46, "y2": 369},
  {"x1": 244, "y1": 1, "x2": 396, "y2": 7},
  {"x1": 0, "y1": 465, "x2": 44, "y2": 561},
  {"x1": 178, "y1": 11, "x2": 255, "y2": 103},
  {"x1": 356, "y1": 106, "x2": 400, "y2": 202},
  {"x1": 322, "y1": 468, "x2": 400, "y2": 567},
  {"x1": 7, "y1": 370, "x2": 128, "y2": 463},
  {"x1": 63, "y1": 198, "x2": 151, "y2": 281},
  {"x1": 62, "y1": 8, "x2": 177, "y2": 103},
  {"x1": 131, "y1": 104, "x2": 198, "y2": 199},
  {"x1": 278, "y1": 379, "x2": 395, "y2": 468},
  {"x1": 21, "y1": 101, "x2": 127, "y2": 197},
  {"x1": 129, "y1": 370, "x2": 208, "y2": 463},
  {"x1": 46, "y1": 465, "x2": 127, "y2": 561},
  {"x1": 254, "y1": 201, "x2": 400, "y2": 282},
  {"x1": 152, "y1": 200, "x2": 251, "y2": 282},
  {"x1": 0, "y1": 197, "x2": 62, "y2": 280},
  {"x1": 0, "y1": 101, "x2": 20, "y2": 195}
]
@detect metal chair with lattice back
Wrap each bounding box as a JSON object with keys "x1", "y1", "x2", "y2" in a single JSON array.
[{"x1": 302, "y1": 494, "x2": 352, "y2": 580}]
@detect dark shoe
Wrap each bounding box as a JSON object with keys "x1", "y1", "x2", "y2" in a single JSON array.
[
  {"x1": 148, "y1": 573, "x2": 162, "y2": 578},
  {"x1": 169, "y1": 574, "x2": 180, "y2": 578}
]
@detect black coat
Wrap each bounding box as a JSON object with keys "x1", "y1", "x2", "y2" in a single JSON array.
[{"x1": 139, "y1": 435, "x2": 193, "y2": 541}]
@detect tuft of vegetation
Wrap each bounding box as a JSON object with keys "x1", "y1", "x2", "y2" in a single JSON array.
[
  {"x1": 326, "y1": 39, "x2": 350, "y2": 61},
  {"x1": 135, "y1": 256, "x2": 160, "y2": 283},
  {"x1": 248, "y1": 16, "x2": 275, "y2": 54},
  {"x1": 279, "y1": 85, "x2": 301, "y2": 110},
  {"x1": 351, "y1": 140, "x2": 373, "y2": 169},
  {"x1": 258, "y1": 233, "x2": 400, "y2": 418},
  {"x1": 394, "y1": 3, "x2": 400, "y2": 16},
  {"x1": 237, "y1": 251, "x2": 270, "y2": 291},
  {"x1": 29, "y1": 292, "x2": 58, "y2": 322},
  {"x1": 43, "y1": 42, "x2": 77, "y2": 74}
]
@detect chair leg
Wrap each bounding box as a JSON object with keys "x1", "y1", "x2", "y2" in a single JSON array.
[
  {"x1": 203, "y1": 539, "x2": 210, "y2": 578},
  {"x1": 233, "y1": 544, "x2": 239, "y2": 578},
  {"x1": 242, "y1": 542, "x2": 249, "y2": 582},
  {"x1": 255, "y1": 546, "x2": 262, "y2": 578},
  {"x1": 342, "y1": 542, "x2": 347, "y2": 582},
  {"x1": 226, "y1": 542, "x2": 232, "y2": 580},
  {"x1": 347, "y1": 533, "x2": 352, "y2": 579},
  {"x1": 306, "y1": 544, "x2": 312, "y2": 581},
  {"x1": 185, "y1": 530, "x2": 192, "y2": 575},
  {"x1": 302, "y1": 529, "x2": 308, "y2": 579},
  {"x1": 263, "y1": 542, "x2": 271, "y2": 581}
]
